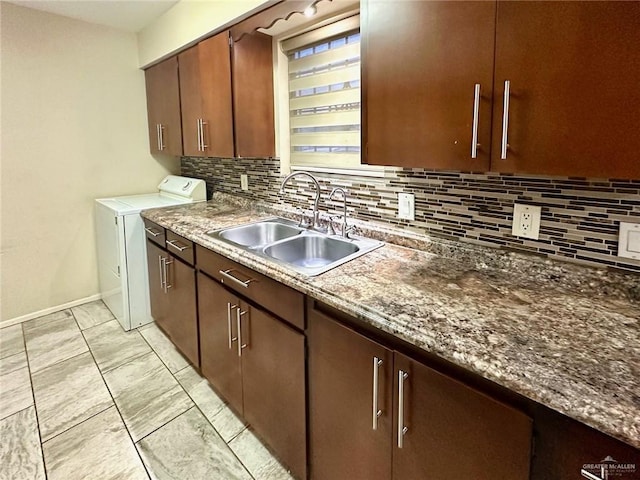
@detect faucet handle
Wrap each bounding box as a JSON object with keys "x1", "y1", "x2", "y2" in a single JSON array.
[
  {"x1": 344, "y1": 224, "x2": 357, "y2": 238},
  {"x1": 328, "y1": 215, "x2": 340, "y2": 235},
  {"x1": 296, "y1": 208, "x2": 311, "y2": 228}
]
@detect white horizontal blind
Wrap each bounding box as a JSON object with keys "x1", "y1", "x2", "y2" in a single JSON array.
[{"x1": 285, "y1": 18, "x2": 360, "y2": 168}]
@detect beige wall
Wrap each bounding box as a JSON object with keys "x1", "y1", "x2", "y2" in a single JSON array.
[
  {"x1": 137, "y1": 0, "x2": 271, "y2": 67},
  {"x1": 0, "y1": 2, "x2": 178, "y2": 321}
]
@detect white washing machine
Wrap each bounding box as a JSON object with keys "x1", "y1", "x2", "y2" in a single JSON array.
[{"x1": 95, "y1": 175, "x2": 206, "y2": 331}]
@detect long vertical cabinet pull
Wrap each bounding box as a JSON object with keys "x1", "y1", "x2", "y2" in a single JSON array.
[
  {"x1": 158, "y1": 256, "x2": 165, "y2": 289},
  {"x1": 236, "y1": 308, "x2": 248, "y2": 356},
  {"x1": 500, "y1": 80, "x2": 511, "y2": 159},
  {"x1": 196, "y1": 119, "x2": 203, "y2": 151},
  {"x1": 226, "y1": 302, "x2": 238, "y2": 348},
  {"x1": 372, "y1": 357, "x2": 383, "y2": 430},
  {"x1": 471, "y1": 83, "x2": 481, "y2": 158},
  {"x1": 158, "y1": 124, "x2": 165, "y2": 151},
  {"x1": 397, "y1": 370, "x2": 409, "y2": 448},
  {"x1": 163, "y1": 258, "x2": 173, "y2": 293},
  {"x1": 200, "y1": 120, "x2": 208, "y2": 151},
  {"x1": 156, "y1": 125, "x2": 161, "y2": 151}
]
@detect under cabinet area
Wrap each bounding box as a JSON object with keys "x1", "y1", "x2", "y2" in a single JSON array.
[
  {"x1": 144, "y1": 220, "x2": 199, "y2": 367},
  {"x1": 197, "y1": 245, "x2": 307, "y2": 480},
  {"x1": 144, "y1": 57, "x2": 182, "y2": 156},
  {"x1": 308, "y1": 305, "x2": 533, "y2": 480},
  {"x1": 362, "y1": 0, "x2": 640, "y2": 179}
]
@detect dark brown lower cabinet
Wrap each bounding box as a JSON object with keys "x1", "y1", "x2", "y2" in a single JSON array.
[
  {"x1": 309, "y1": 307, "x2": 533, "y2": 480},
  {"x1": 198, "y1": 272, "x2": 306, "y2": 479},
  {"x1": 146, "y1": 241, "x2": 168, "y2": 328},
  {"x1": 309, "y1": 307, "x2": 393, "y2": 480},
  {"x1": 146, "y1": 240, "x2": 198, "y2": 367},
  {"x1": 197, "y1": 272, "x2": 244, "y2": 412},
  {"x1": 393, "y1": 352, "x2": 532, "y2": 479},
  {"x1": 242, "y1": 307, "x2": 306, "y2": 480}
]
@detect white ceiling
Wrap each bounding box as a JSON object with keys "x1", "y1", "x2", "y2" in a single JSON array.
[{"x1": 7, "y1": 0, "x2": 180, "y2": 33}]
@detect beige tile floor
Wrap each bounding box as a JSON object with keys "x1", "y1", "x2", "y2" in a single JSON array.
[{"x1": 0, "y1": 300, "x2": 293, "y2": 480}]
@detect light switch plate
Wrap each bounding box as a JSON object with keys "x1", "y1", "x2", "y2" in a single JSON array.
[
  {"x1": 240, "y1": 174, "x2": 249, "y2": 191},
  {"x1": 398, "y1": 193, "x2": 415, "y2": 221},
  {"x1": 618, "y1": 222, "x2": 640, "y2": 260},
  {"x1": 512, "y1": 203, "x2": 541, "y2": 240}
]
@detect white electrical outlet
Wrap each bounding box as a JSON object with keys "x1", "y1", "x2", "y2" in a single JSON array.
[
  {"x1": 240, "y1": 174, "x2": 249, "y2": 191},
  {"x1": 398, "y1": 193, "x2": 415, "y2": 221},
  {"x1": 617, "y1": 222, "x2": 640, "y2": 260},
  {"x1": 512, "y1": 203, "x2": 541, "y2": 240}
]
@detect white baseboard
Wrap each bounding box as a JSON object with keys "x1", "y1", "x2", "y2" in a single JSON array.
[{"x1": 0, "y1": 294, "x2": 103, "y2": 329}]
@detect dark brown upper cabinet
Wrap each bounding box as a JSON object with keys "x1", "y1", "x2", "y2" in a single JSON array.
[
  {"x1": 145, "y1": 57, "x2": 183, "y2": 156},
  {"x1": 362, "y1": 0, "x2": 496, "y2": 171},
  {"x1": 491, "y1": 1, "x2": 640, "y2": 179},
  {"x1": 178, "y1": 32, "x2": 234, "y2": 158},
  {"x1": 232, "y1": 32, "x2": 275, "y2": 158},
  {"x1": 363, "y1": 0, "x2": 640, "y2": 180}
]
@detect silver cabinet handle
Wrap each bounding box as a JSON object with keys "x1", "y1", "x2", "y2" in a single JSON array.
[
  {"x1": 236, "y1": 308, "x2": 248, "y2": 357},
  {"x1": 196, "y1": 119, "x2": 202, "y2": 151},
  {"x1": 397, "y1": 370, "x2": 408, "y2": 448},
  {"x1": 158, "y1": 256, "x2": 165, "y2": 289},
  {"x1": 227, "y1": 302, "x2": 238, "y2": 349},
  {"x1": 219, "y1": 269, "x2": 254, "y2": 288},
  {"x1": 145, "y1": 227, "x2": 161, "y2": 237},
  {"x1": 156, "y1": 124, "x2": 161, "y2": 151},
  {"x1": 166, "y1": 239, "x2": 190, "y2": 252},
  {"x1": 163, "y1": 258, "x2": 173, "y2": 293},
  {"x1": 372, "y1": 357, "x2": 383, "y2": 430},
  {"x1": 200, "y1": 119, "x2": 208, "y2": 151},
  {"x1": 158, "y1": 124, "x2": 165, "y2": 151},
  {"x1": 471, "y1": 83, "x2": 481, "y2": 158},
  {"x1": 500, "y1": 80, "x2": 511, "y2": 159}
]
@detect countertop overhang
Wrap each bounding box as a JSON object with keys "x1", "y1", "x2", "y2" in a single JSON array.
[{"x1": 142, "y1": 197, "x2": 640, "y2": 449}]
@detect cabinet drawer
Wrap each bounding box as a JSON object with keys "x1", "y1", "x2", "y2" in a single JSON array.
[
  {"x1": 166, "y1": 230, "x2": 195, "y2": 266},
  {"x1": 196, "y1": 245, "x2": 304, "y2": 330},
  {"x1": 144, "y1": 219, "x2": 165, "y2": 247}
]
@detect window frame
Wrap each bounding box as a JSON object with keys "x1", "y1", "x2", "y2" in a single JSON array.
[{"x1": 272, "y1": 10, "x2": 388, "y2": 177}]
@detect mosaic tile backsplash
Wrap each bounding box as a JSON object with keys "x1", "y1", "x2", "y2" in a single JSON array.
[{"x1": 181, "y1": 156, "x2": 640, "y2": 273}]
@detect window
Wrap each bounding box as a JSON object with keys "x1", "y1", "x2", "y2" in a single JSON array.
[
  {"x1": 274, "y1": 13, "x2": 385, "y2": 176},
  {"x1": 277, "y1": 15, "x2": 375, "y2": 172}
]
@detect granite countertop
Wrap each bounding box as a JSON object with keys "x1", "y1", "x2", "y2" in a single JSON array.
[{"x1": 142, "y1": 196, "x2": 640, "y2": 449}]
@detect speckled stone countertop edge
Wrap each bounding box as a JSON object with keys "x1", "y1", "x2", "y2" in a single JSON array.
[{"x1": 141, "y1": 197, "x2": 640, "y2": 450}]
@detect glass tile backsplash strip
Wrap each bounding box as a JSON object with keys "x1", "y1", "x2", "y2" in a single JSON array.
[{"x1": 182, "y1": 156, "x2": 640, "y2": 273}]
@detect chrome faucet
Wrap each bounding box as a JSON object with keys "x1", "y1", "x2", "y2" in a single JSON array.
[
  {"x1": 328, "y1": 187, "x2": 354, "y2": 238},
  {"x1": 279, "y1": 171, "x2": 322, "y2": 229}
]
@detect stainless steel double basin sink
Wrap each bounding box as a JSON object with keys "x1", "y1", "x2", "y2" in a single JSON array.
[{"x1": 207, "y1": 217, "x2": 383, "y2": 276}]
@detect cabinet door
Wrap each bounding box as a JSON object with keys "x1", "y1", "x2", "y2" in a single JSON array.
[
  {"x1": 232, "y1": 32, "x2": 275, "y2": 158},
  {"x1": 178, "y1": 45, "x2": 204, "y2": 157},
  {"x1": 165, "y1": 255, "x2": 198, "y2": 367},
  {"x1": 308, "y1": 308, "x2": 392, "y2": 480},
  {"x1": 197, "y1": 273, "x2": 243, "y2": 413},
  {"x1": 392, "y1": 352, "x2": 532, "y2": 480},
  {"x1": 362, "y1": 0, "x2": 495, "y2": 170},
  {"x1": 144, "y1": 57, "x2": 183, "y2": 156},
  {"x1": 145, "y1": 240, "x2": 169, "y2": 329},
  {"x1": 491, "y1": 1, "x2": 640, "y2": 179},
  {"x1": 199, "y1": 32, "x2": 234, "y2": 158},
  {"x1": 242, "y1": 306, "x2": 306, "y2": 480}
]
